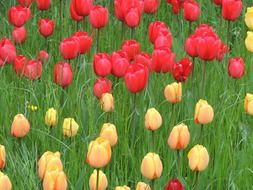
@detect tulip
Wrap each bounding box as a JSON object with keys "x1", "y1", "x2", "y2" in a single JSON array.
[
  {"x1": 0, "y1": 37, "x2": 17, "y2": 64},
  {"x1": 172, "y1": 58, "x2": 192, "y2": 82},
  {"x1": 124, "y1": 63, "x2": 149, "y2": 93},
  {"x1": 244, "y1": 93, "x2": 253, "y2": 116},
  {"x1": 122, "y1": 40, "x2": 141, "y2": 60},
  {"x1": 38, "y1": 151, "x2": 63, "y2": 180},
  {"x1": 43, "y1": 170, "x2": 67, "y2": 190},
  {"x1": 144, "y1": 0, "x2": 159, "y2": 14},
  {"x1": 164, "y1": 82, "x2": 182, "y2": 104},
  {"x1": 54, "y1": 62, "x2": 73, "y2": 88},
  {"x1": 93, "y1": 53, "x2": 112, "y2": 77},
  {"x1": 216, "y1": 43, "x2": 229, "y2": 62},
  {"x1": 222, "y1": 0, "x2": 243, "y2": 21},
  {"x1": 245, "y1": 7, "x2": 253, "y2": 30},
  {"x1": 18, "y1": 0, "x2": 33, "y2": 7},
  {"x1": 136, "y1": 182, "x2": 151, "y2": 190},
  {"x1": 194, "y1": 99, "x2": 214, "y2": 125},
  {"x1": 37, "y1": 0, "x2": 51, "y2": 11},
  {"x1": 60, "y1": 37, "x2": 79, "y2": 60},
  {"x1": 144, "y1": 108, "x2": 162, "y2": 131},
  {"x1": 188, "y1": 144, "x2": 209, "y2": 171},
  {"x1": 73, "y1": 31, "x2": 93, "y2": 54},
  {"x1": 245, "y1": 31, "x2": 253, "y2": 53},
  {"x1": 100, "y1": 93, "x2": 114, "y2": 112},
  {"x1": 8, "y1": 5, "x2": 31, "y2": 27},
  {"x1": 86, "y1": 137, "x2": 112, "y2": 168},
  {"x1": 167, "y1": 123, "x2": 190, "y2": 150},
  {"x1": 70, "y1": 0, "x2": 84, "y2": 22},
  {"x1": 62, "y1": 118, "x2": 79, "y2": 137},
  {"x1": 134, "y1": 52, "x2": 152, "y2": 70},
  {"x1": 148, "y1": 21, "x2": 168, "y2": 44},
  {"x1": 152, "y1": 49, "x2": 175, "y2": 73},
  {"x1": 89, "y1": 169, "x2": 108, "y2": 190},
  {"x1": 99, "y1": 123, "x2": 118, "y2": 147},
  {"x1": 11, "y1": 114, "x2": 30, "y2": 138},
  {"x1": 23, "y1": 59, "x2": 43, "y2": 80},
  {"x1": 0, "y1": 172, "x2": 12, "y2": 190},
  {"x1": 45, "y1": 108, "x2": 58, "y2": 127},
  {"x1": 213, "y1": 0, "x2": 222, "y2": 5},
  {"x1": 39, "y1": 18, "x2": 55, "y2": 37},
  {"x1": 38, "y1": 50, "x2": 49, "y2": 62},
  {"x1": 93, "y1": 78, "x2": 112, "y2": 99},
  {"x1": 140, "y1": 152, "x2": 163, "y2": 180},
  {"x1": 13, "y1": 55, "x2": 27, "y2": 75},
  {"x1": 0, "y1": 145, "x2": 6, "y2": 170},
  {"x1": 125, "y1": 8, "x2": 141, "y2": 28},
  {"x1": 111, "y1": 50, "x2": 130, "y2": 78},
  {"x1": 165, "y1": 179, "x2": 184, "y2": 190},
  {"x1": 12, "y1": 26, "x2": 27, "y2": 44},
  {"x1": 154, "y1": 34, "x2": 173, "y2": 50},
  {"x1": 74, "y1": 0, "x2": 93, "y2": 16},
  {"x1": 115, "y1": 186, "x2": 130, "y2": 190},
  {"x1": 89, "y1": 5, "x2": 108, "y2": 29},
  {"x1": 183, "y1": 1, "x2": 200, "y2": 22},
  {"x1": 228, "y1": 57, "x2": 245, "y2": 79},
  {"x1": 185, "y1": 34, "x2": 198, "y2": 57}
]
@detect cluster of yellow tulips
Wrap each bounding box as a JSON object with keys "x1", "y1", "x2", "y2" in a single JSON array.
[{"x1": 245, "y1": 6, "x2": 253, "y2": 52}]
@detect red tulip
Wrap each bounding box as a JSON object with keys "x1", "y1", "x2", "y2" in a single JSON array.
[
  {"x1": 165, "y1": 179, "x2": 184, "y2": 190},
  {"x1": 166, "y1": 0, "x2": 181, "y2": 14},
  {"x1": 24, "y1": 59, "x2": 42, "y2": 80},
  {"x1": 93, "y1": 53, "x2": 111, "y2": 77},
  {"x1": 216, "y1": 43, "x2": 229, "y2": 61},
  {"x1": 38, "y1": 50, "x2": 49, "y2": 62},
  {"x1": 70, "y1": 0, "x2": 84, "y2": 22},
  {"x1": 222, "y1": 0, "x2": 243, "y2": 21},
  {"x1": 8, "y1": 5, "x2": 31, "y2": 27},
  {"x1": 73, "y1": 31, "x2": 93, "y2": 54},
  {"x1": 152, "y1": 49, "x2": 175, "y2": 73},
  {"x1": 144, "y1": 0, "x2": 159, "y2": 14},
  {"x1": 89, "y1": 5, "x2": 108, "y2": 29},
  {"x1": 13, "y1": 55, "x2": 28, "y2": 75},
  {"x1": 93, "y1": 78, "x2": 112, "y2": 98},
  {"x1": 183, "y1": 1, "x2": 200, "y2": 22},
  {"x1": 172, "y1": 58, "x2": 192, "y2": 82},
  {"x1": 148, "y1": 21, "x2": 168, "y2": 44},
  {"x1": 74, "y1": 0, "x2": 93, "y2": 16},
  {"x1": 18, "y1": 0, "x2": 33, "y2": 7},
  {"x1": 38, "y1": 18, "x2": 55, "y2": 37},
  {"x1": 184, "y1": 34, "x2": 198, "y2": 57},
  {"x1": 60, "y1": 37, "x2": 79, "y2": 60},
  {"x1": 213, "y1": 0, "x2": 222, "y2": 5},
  {"x1": 0, "y1": 37, "x2": 17, "y2": 64},
  {"x1": 54, "y1": 62, "x2": 73, "y2": 88},
  {"x1": 12, "y1": 26, "x2": 27, "y2": 44},
  {"x1": 154, "y1": 34, "x2": 173, "y2": 50},
  {"x1": 114, "y1": 0, "x2": 125, "y2": 21},
  {"x1": 36, "y1": 0, "x2": 51, "y2": 11},
  {"x1": 134, "y1": 52, "x2": 152, "y2": 70},
  {"x1": 111, "y1": 50, "x2": 130, "y2": 77},
  {"x1": 122, "y1": 40, "x2": 141, "y2": 60},
  {"x1": 125, "y1": 7, "x2": 141, "y2": 28},
  {"x1": 228, "y1": 57, "x2": 244, "y2": 79}
]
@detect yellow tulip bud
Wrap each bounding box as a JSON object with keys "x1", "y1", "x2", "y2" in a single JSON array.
[
  {"x1": 140, "y1": 152, "x2": 163, "y2": 180},
  {"x1": 99, "y1": 123, "x2": 118, "y2": 147},
  {"x1": 164, "y1": 82, "x2": 182, "y2": 104},
  {"x1": 144, "y1": 108, "x2": 162, "y2": 131},
  {"x1": 0, "y1": 172, "x2": 12, "y2": 190},
  {"x1": 244, "y1": 93, "x2": 253, "y2": 116},
  {"x1": 0, "y1": 145, "x2": 6, "y2": 170},
  {"x1": 100, "y1": 93, "x2": 114, "y2": 112},
  {"x1": 86, "y1": 137, "x2": 112, "y2": 168},
  {"x1": 136, "y1": 182, "x2": 151, "y2": 190},
  {"x1": 45, "y1": 108, "x2": 58, "y2": 127},
  {"x1": 194, "y1": 99, "x2": 214, "y2": 125},
  {"x1": 245, "y1": 7, "x2": 253, "y2": 30},
  {"x1": 245, "y1": 31, "x2": 253, "y2": 53},
  {"x1": 167, "y1": 123, "x2": 190, "y2": 150},
  {"x1": 11, "y1": 114, "x2": 30, "y2": 138},
  {"x1": 115, "y1": 185, "x2": 130, "y2": 190},
  {"x1": 62, "y1": 118, "x2": 79, "y2": 137},
  {"x1": 89, "y1": 169, "x2": 108, "y2": 190},
  {"x1": 188, "y1": 144, "x2": 209, "y2": 172},
  {"x1": 38, "y1": 151, "x2": 63, "y2": 180},
  {"x1": 43, "y1": 170, "x2": 67, "y2": 190}
]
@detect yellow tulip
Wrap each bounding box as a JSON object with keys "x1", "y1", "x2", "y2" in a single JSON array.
[
  {"x1": 194, "y1": 99, "x2": 214, "y2": 125},
  {"x1": 99, "y1": 123, "x2": 118, "y2": 147},
  {"x1": 164, "y1": 82, "x2": 182, "y2": 104},
  {"x1": 0, "y1": 172, "x2": 12, "y2": 190},
  {"x1": 167, "y1": 123, "x2": 190, "y2": 150},
  {"x1": 136, "y1": 182, "x2": 151, "y2": 190},
  {"x1": 11, "y1": 114, "x2": 30, "y2": 138},
  {"x1": 188, "y1": 144, "x2": 209, "y2": 172},
  {"x1": 0, "y1": 145, "x2": 6, "y2": 170},
  {"x1": 100, "y1": 93, "x2": 114, "y2": 112},
  {"x1": 245, "y1": 31, "x2": 253, "y2": 53},
  {"x1": 38, "y1": 151, "x2": 63, "y2": 180},
  {"x1": 140, "y1": 152, "x2": 163, "y2": 180},
  {"x1": 115, "y1": 185, "x2": 130, "y2": 190},
  {"x1": 89, "y1": 169, "x2": 108, "y2": 190},
  {"x1": 43, "y1": 170, "x2": 67, "y2": 190},
  {"x1": 45, "y1": 108, "x2": 58, "y2": 127},
  {"x1": 244, "y1": 93, "x2": 253, "y2": 116},
  {"x1": 62, "y1": 118, "x2": 79, "y2": 137},
  {"x1": 86, "y1": 137, "x2": 112, "y2": 168},
  {"x1": 144, "y1": 108, "x2": 162, "y2": 131},
  {"x1": 245, "y1": 7, "x2": 253, "y2": 30}
]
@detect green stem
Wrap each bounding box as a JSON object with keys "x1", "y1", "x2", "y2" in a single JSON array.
[
  {"x1": 151, "y1": 130, "x2": 155, "y2": 151},
  {"x1": 96, "y1": 168, "x2": 100, "y2": 190},
  {"x1": 201, "y1": 62, "x2": 207, "y2": 98},
  {"x1": 199, "y1": 124, "x2": 204, "y2": 144},
  {"x1": 227, "y1": 21, "x2": 231, "y2": 50},
  {"x1": 177, "y1": 150, "x2": 181, "y2": 178},
  {"x1": 192, "y1": 171, "x2": 199, "y2": 190},
  {"x1": 96, "y1": 29, "x2": 100, "y2": 52},
  {"x1": 150, "y1": 179, "x2": 155, "y2": 190}
]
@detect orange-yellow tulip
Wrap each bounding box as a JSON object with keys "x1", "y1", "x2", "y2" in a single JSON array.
[
  {"x1": 0, "y1": 172, "x2": 12, "y2": 190},
  {"x1": 62, "y1": 118, "x2": 79, "y2": 137},
  {"x1": 136, "y1": 182, "x2": 151, "y2": 190},
  {"x1": 43, "y1": 170, "x2": 67, "y2": 190},
  {"x1": 11, "y1": 114, "x2": 30, "y2": 138},
  {"x1": 144, "y1": 108, "x2": 162, "y2": 130},
  {"x1": 89, "y1": 169, "x2": 108, "y2": 190},
  {"x1": 245, "y1": 31, "x2": 253, "y2": 53},
  {"x1": 164, "y1": 82, "x2": 182, "y2": 104},
  {"x1": 0, "y1": 145, "x2": 6, "y2": 170},
  {"x1": 188, "y1": 144, "x2": 209, "y2": 172},
  {"x1": 100, "y1": 93, "x2": 114, "y2": 112},
  {"x1": 115, "y1": 185, "x2": 130, "y2": 190},
  {"x1": 194, "y1": 99, "x2": 214, "y2": 125},
  {"x1": 99, "y1": 123, "x2": 118, "y2": 147},
  {"x1": 244, "y1": 93, "x2": 253, "y2": 116}
]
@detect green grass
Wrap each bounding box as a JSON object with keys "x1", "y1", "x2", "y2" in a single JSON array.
[{"x1": 1, "y1": 0, "x2": 253, "y2": 189}]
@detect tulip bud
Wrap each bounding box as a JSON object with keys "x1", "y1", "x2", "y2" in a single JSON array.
[
  {"x1": 60, "y1": 37, "x2": 79, "y2": 60},
  {"x1": 45, "y1": 108, "x2": 58, "y2": 127},
  {"x1": 86, "y1": 137, "x2": 112, "y2": 168},
  {"x1": 38, "y1": 18, "x2": 55, "y2": 37},
  {"x1": 188, "y1": 144, "x2": 209, "y2": 172},
  {"x1": 244, "y1": 93, "x2": 253, "y2": 116},
  {"x1": 99, "y1": 123, "x2": 118, "y2": 147},
  {"x1": 245, "y1": 7, "x2": 253, "y2": 30},
  {"x1": 11, "y1": 114, "x2": 30, "y2": 138},
  {"x1": 93, "y1": 53, "x2": 112, "y2": 77},
  {"x1": 194, "y1": 99, "x2": 214, "y2": 125},
  {"x1": 183, "y1": 1, "x2": 200, "y2": 22},
  {"x1": 89, "y1": 169, "x2": 108, "y2": 190},
  {"x1": 43, "y1": 170, "x2": 67, "y2": 190},
  {"x1": 23, "y1": 59, "x2": 43, "y2": 80},
  {"x1": 167, "y1": 123, "x2": 190, "y2": 150},
  {"x1": 144, "y1": 108, "x2": 162, "y2": 130},
  {"x1": 140, "y1": 152, "x2": 163, "y2": 180},
  {"x1": 53, "y1": 62, "x2": 73, "y2": 88},
  {"x1": 0, "y1": 145, "x2": 6, "y2": 170},
  {"x1": 93, "y1": 78, "x2": 112, "y2": 99},
  {"x1": 70, "y1": 0, "x2": 84, "y2": 22},
  {"x1": 100, "y1": 93, "x2": 114, "y2": 112},
  {"x1": 115, "y1": 186, "x2": 130, "y2": 190},
  {"x1": 245, "y1": 31, "x2": 253, "y2": 53},
  {"x1": 144, "y1": 0, "x2": 159, "y2": 14},
  {"x1": 136, "y1": 182, "x2": 151, "y2": 190},
  {"x1": 12, "y1": 26, "x2": 27, "y2": 44},
  {"x1": 37, "y1": 0, "x2": 51, "y2": 11},
  {"x1": 165, "y1": 179, "x2": 184, "y2": 190},
  {"x1": 164, "y1": 82, "x2": 182, "y2": 104},
  {"x1": 62, "y1": 118, "x2": 79, "y2": 137},
  {"x1": 89, "y1": 5, "x2": 108, "y2": 29},
  {"x1": 222, "y1": 0, "x2": 243, "y2": 21},
  {"x1": 0, "y1": 172, "x2": 12, "y2": 190},
  {"x1": 228, "y1": 57, "x2": 245, "y2": 79},
  {"x1": 38, "y1": 50, "x2": 49, "y2": 62},
  {"x1": 122, "y1": 40, "x2": 141, "y2": 60}
]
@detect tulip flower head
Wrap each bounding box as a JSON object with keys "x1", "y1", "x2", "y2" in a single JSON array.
[
  {"x1": 99, "y1": 123, "x2": 118, "y2": 147},
  {"x1": 8, "y1": 5, "x2": 31, "y2": 27},
  {"x1": 89, "y1": 169, "x2": 108, "y2": 190},
  {"x1": 122, "y1": 40, "x2": 141, "y2": 60},
  {"x1": 228, "y1": 57, "x2": 245, "y2": 79},
  {"x1": 12, "y1": 26, "x2": 27, "y2": 44},
  {"x1": 23, "y1": 59, "x2": 43, "y2": 80},
  {"x1": 18, "y1": 0, "x2": 33, "y2": 7},
  {"x1": 165, "y1": 179, "x2": 184, "y2": 190},
  {"x1": 183, "y1": 0, "x2": 200, "y2": 22},
  {"x1": 244, "y1": 93, "x2": 253, "y2": 116},
  {"x1": 194, "y1": 99, "x2": 214, "y2": 125},
  {"x1": 62, "y1": 118, "x2": 79, "y2": 137},
  {"x1": 89, "y1": 5, "x2": 109, "y2": 29},
  {"x1": 100, "y1": 93, "x2": 114, "y2": 112},
  {"x1": 37, "y1": 0, "x2": 51, "y2": 11},
  {"x1": 245, "y1": 31, "x2": 253, "y2": 53},
  {"x1": 0, "y1": 37, "x2": 17, "y2": 64},
  {"x1": 54, "y1": 62, "x2": 73, "y2": 88},
  {"x1": 144, "y1": 108, "x2": 163, "y2": 131},
  {"x1": 245, "y1": 7, "x2": 253, "y2": 30},
  {"x1": 164, "y1": 82, "x2": 182, "y2": 104},
  {"x1": 38, "y1": 50, "x2": 49, "y2": 62},
  {"x1": 11, "y1": 114, "x2": 30, "y2": 138},
  {"x1": 73, "y1": 0, "x2": 93, "y2": 16},
  {"x1": 43, "y1": 170, "x2": 67, "y2": 190},
  {"x1": 45, "y1": 108, "x2": 58, "y2": 127},
  {"x1": 0, "y1": 172, "x2": 12, "y2": 190},
  {"x1": 222, "y1": 0, "x2": 243, "y2": 21},
  {"x1": 70, "y1": 0, "x2": 84, "y2": 22},
  {"x1": 0, "y1": 145, "x2": 6, "y2": 170},
  {"x1": 115, "y1": 186, "x2": 130, "y2": 190},
  {"x1": 136, "y1": 182, "x2": 151, "y2": 190},
  {"x1": 144, "y1": 0, "x2": 160, "y2": 14},
  {"x1": 188, "y1": 144, "x2": 209, "y2": 171},
  {"x1": 93, "y1": 78, "x2": 112, "y2": 99},
  {"x1": 93, "y1": 53, "x2": 112, "y2": 77},
  {"x1": 39, "y1": 18, "x2": 55, "y2": 37}
]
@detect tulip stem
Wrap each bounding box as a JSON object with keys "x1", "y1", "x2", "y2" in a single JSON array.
[
  {"x1": 96, "y1": 168, "x2": 99, "y2": 190},
  {"x1": 188, "y1": 21, "x2": 192, "y2": 37},
  {"x1": 192, "y1": 171, "x2": 199, "y2": 190},
  {"x1": 96, "y1": 29, "x2": 100, "y2": 52},
  {"x1": 177, "y1": 150, "x2": 181, "y2": 178},
  {"x1": 201, "y1": 63, "x2": 207, "y2": 98},
  {"x1": 199, "y1": 124, "x2": 204, "y2": 144},
  {"x1": 227, "y1": 21, "x2": 231, "y2": 50},
  {"x1": 150, "y1": 179, "x2": 155, "y2": 190},
  {"x1": 151, "y1": 131, "x2": 155, "y2": 151},
  {"x1": 130, "y1": 28, "x2": 134, "y2": 39}
]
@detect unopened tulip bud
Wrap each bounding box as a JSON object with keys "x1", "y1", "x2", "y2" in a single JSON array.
[
  {"x1": 145, "y1": 108, "x2": 162, "y2": 130},
  {"x1": 0, "y1": 145, "x2": 6, "y2": 169},
  {"x1": 136, "y1": 182, "x2": 151, "y2": 190},
  {"x1": 99, "y1": 123, "x2": 118, "y2": 147},
  {"x1": 165, "y1": 179, "x2": 184, "y2": 190},
  {"x1": 194, "y1": 99, "x2": 214, "y2": 125},
  {"x1": 62, "y1": 118, "x2": 79, "y2": 137},
  {"x1": 0, "y1": 172, "x2": 12, "y2": 190},
  {"x1": 100, "y1": 93, "x2": 114, "y2": 112},
  {"x1": 89, "y1": 169, "x2": 108, "y2": 190},
  {"x1": 43, "y1": 170, "x2": 67, "y2": 190},
  {"x1": 188, "y1": 144, "x2": 209, "y2": 172},
  {"x1": 245, "y1": 31, "x2": 253, "y2": 53},
  {"x1": 45, "y1": 108, "x2": 58, "y2": 127},
  {"x1": 164, "y1": 82, "x2": 182, "y2": 104},
  {"x1": 244, "y1": 93, "x2": 253, "y2": 116},
  {"x1": 115, "y1": 186, "x2": 130, "y2": 190},
  {"x1": 11, "y1": 114, "x2": 30, "y2": 138},
  {"x1": 245, "y1": 7, "x2": 253, "y2": 30}
]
